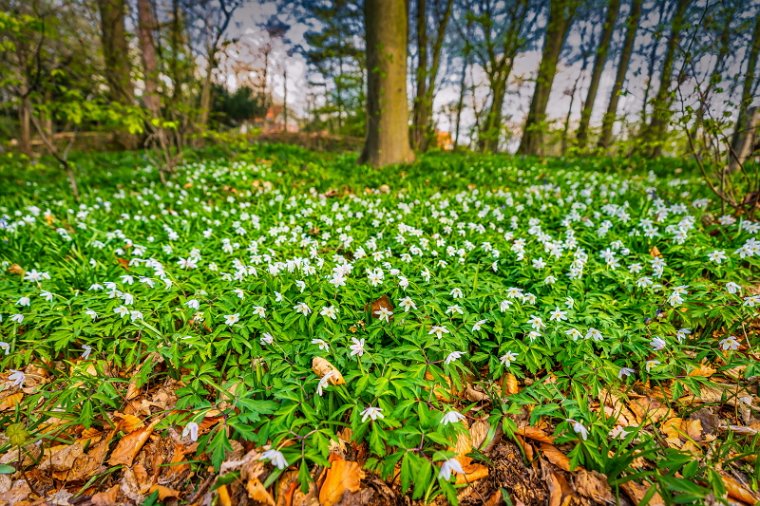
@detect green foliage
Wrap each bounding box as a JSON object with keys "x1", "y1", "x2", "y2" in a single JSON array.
[{"x1": 0, "y1": 146, "x2": 758, "y2": 503}]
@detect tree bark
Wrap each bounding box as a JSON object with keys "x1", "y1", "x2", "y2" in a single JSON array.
[
  {"x1": 360, "y1": 0, "x2": 415, "y2": 167},
  {"x1": 729, "y1": 14, "x2": 760, "y2": 171},
  {"x1": 411, "y1": 0, "x2": 453, "y2": 151},
  {"x1": 97, "y1": 0, "x2": 136, "y2": 149},
  {"x1": 640, "y1": 0, "x2": 668, "y2": 128},
  {"x1": 576, "y1": 0, "x2": 620, "y2": 148},
  {"x1": 639, "y1": 0, "x2": 690, "y2": 157},
  {"x1": 137, "y1": 0, "x2": 161, "y2": 122},
  {"x1": 453, "y1": 51, "x2": 469, "y2": 150},
  {"x1": 598, "y1": 0, "x2": 642, "y2": 149},
  {"x1": 518, "y1": 0, "x2": 578, "y2": 156},
  {"x1": 18, "y1": 94, "x2": 32, "y2": 156}
]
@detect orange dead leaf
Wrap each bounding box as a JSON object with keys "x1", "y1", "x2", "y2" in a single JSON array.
[
  {"x1": 91, "y1": 484, "x2": 120, "y2": 506},
  {"x1": 0, "y1": 392, "x2": 23, "y2": 411},
  {"x1": 454, "y1": 456, "x2": 489, "y2": 485},
  {"x1": 247, "y1": 477, "x2": 275, "y2": 505},
  {"x1": 318, "y1": 453, "x2": 364, "y2": 506},
  {"x1": 108, "y1": 419, "x2": 159, "y2": 467},
  {"x1": 621, "y1": 481, "x2": 664, "y2": 506},
  {"x1": 368, "y1": 294, "x2": 394, "y2": 320},
  {"x1": 502, "y1": 373, "x2": 519, "y2": 395},
  {"x1": 116, "y1": 257, "x2": 130, "y2": 270},
  {"x1": 515, "y1": 425, "x2": 555, "y2": 444},
  {"x1": 8, "y1": 264, "x2": 25, "y2": 276},
  {"x1": 574, "y1": 470, "x2": 614, "y2": 503},
  {"x1": 149, "y1": 485, "x2": 180, "y2": 501},
  {"x1": 540, "y1": 443, "x2": 571, "y2": 471},
  {"x1": 650, "y1": 246, "x2": 662, "y2": 257},
  {"x1": 721, "y1": 473, "x2": 760, "y2": 504},
  {"x1": 311, "y1": 357, "x2": 345, "y2": 386},
  {"x1": 470, "y1": 419, "x2": 490, "y2": 449},
  {"x1": 115, "y1": 413, "x2": 145, "y2": 433},
  {"x1": 218, "y1": 484, "x2": 232, "y2": 506},
  {"x1": 687, "y1": 363, "x2": 716, "y2": 378}
]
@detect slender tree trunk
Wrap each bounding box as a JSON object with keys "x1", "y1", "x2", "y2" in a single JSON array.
[
  {"x1": 453, "y1": 52, "x2": 469, "y2": 150},
  {"x1": 360, "y1": 0, "x2": 415, "y2": 167},
  {"x1": 576, "y1": 0, "x2": 620, "y2": 148},
  {"x1": 283, "y1": 66, "x2": 288, "y2": 131},
  {"x1": 199, "y1": 61, "x2": 214, "y2": 132},
  {"x1": 729, "y1": 14, "x2": 760, "y2": 171},
  {"x1": 479, "y1": 74, "x2": 507, "y2": 152},
  {"x1": 137, "y1": 0, "x2": 171, "y2": 174},
  {"x1": 598, "y1": 0, "x2": 642, "y2": 149},
  {"x1": 18, "y1": 94, "x2": 32, "y2": 155},
  {"x1": 412, "y1": 0, "x2": 428, "y2": 150},
  {"x1": 640, "y1": 0, "x2": 668, "y2": 128},
  {"x1": 518, "y1": 0, "x2": 578, "y2": 156}
]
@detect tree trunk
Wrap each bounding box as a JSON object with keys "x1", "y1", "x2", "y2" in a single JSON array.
[
  {"x1": 18, "y1": 94, "x2": 32, "y2": 155},
  {"x1": 97, "y1": 0, "x2": 136, "y2": 149},
  {"x1": 729, "y1": 14, "x2": 760, "y2": 171},
  {"x1": 640, "y1": 0, "x2": 668, "y2": 128},
  {"x1": 479, "y1": 74, "x2": 507, "y2": 152},
  {"x1": 283, "y1": 66, "x2": 288, "y2": 131},
  {"x1": 640, "y1": 0, "x2": 690, "y2": 157},
  {"x1": 411, "y1": 0, "x2": 454, "y2": 151},
  {"x1": 453, "y1": 51, "x2": 469, "y2": 150},
  {"x1": 137, "y1": 0, "x2": 172, "y2": 174},
  {"x1": 576, "y1": 0, "x2": 620, "y2": 148},
  {"x1": 360, "y1": 0, "x2": 415, "y2": 167},
  {"x1": 598, "y1": 0, "x2": 642, "y2": 149},
  {"x1": 518, "y1": 0, "x2": 578, "y2": 156}
]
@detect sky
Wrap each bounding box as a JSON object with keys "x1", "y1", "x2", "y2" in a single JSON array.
[{"x1": 224, "y1": 0, "x2": 753, "y2": 151}]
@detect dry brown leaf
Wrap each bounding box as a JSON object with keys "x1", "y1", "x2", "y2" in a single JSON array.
[
  {"x1": 454, "y1": 456, "x2": 489, "y2": 485},
  {"x1": 368, "y1": 295, "x2": 394, "y2": 320},
  {"x1": 470, "y1": 419, "x2": 490, "y2": 449},
  {"x1": 108, "y1": 419, "x2": 159, "y2": 467},
  {"x1": 38, "y1": 443, "x2": 84, "y2": 473},
  {"x1": 688, "y1": 364, "x2": 716, "y2": 378},
  {"x1": 515, "y1": 425, "x2": 555, "y2": 444},
  {"x1": 0, "y1": 392, "x2": 23, "y2": 411},
  {"x1": 318, "y1": 453, "x2": 365, "y2": 506},
  {"x1": 90, "y1": 484, "x2": 120, "y2": 506},
  {"x1": 540, "y1": 443, "x2": 571, "y2": 471},
  {"x1": 8, "y1": 264, "x2": 25, "y2": 276},
  {"x1": 721, "y1": 473, "x2": 760, "y2": 505},
  {"x1": 650, "y1": 246, "x2": 662, "y2": 257},
  {"x1": 115, "y1": 413, "x2": 145, "y2": 433},
  {"x1": 547, "y1": 471, "x2": 572, "y2": 506},
  {"x1": 574, "y1": 470, "x2": 613, "y2": 503},
  {"x1": 629, "y1": 396, "x2": 670, "y2": 424},
  {"x1": 218, "y1": 484, "x2": 233, "y2": 506},
  {"x1": 247, "y1": 477, "x2": 276, "y2": 505},
  {"x1": 59, "y1": 431, "x2": 114, "y2": 482},
  {"x1": 148, "y1": 485, "x2": 180, "y2": 501},
  {"x1": 464, "y1": 384, "x2": 489, "y2": 402},
  {"x1": 621, "y1": 481, "x2": 664, "y2": 506},
  {"x1": 311, "y1": 357, "x2": 345, "y2": 386},
  {"x1": 502, "y1": 373, "x2": 519, "y2": 395}
]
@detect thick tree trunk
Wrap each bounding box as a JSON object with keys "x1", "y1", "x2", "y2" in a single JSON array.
[
  {"x1": 360, "y1": 0, "x2": 415, "y2": 167},
  {"x1": 729, "y1": 15, "x2": 760, "y2": 171},
  {"x1": 640, "y1": 0, "x2": 690, "y2": 157},
  {"x1": 97, "y1": 0, "x2": 136, "y2": 149},
  {"x1": 518, "y1": 0, "x2": 577, "y2": 156},
  {"x1": 576, "y1": 0, "x2": 620, "y2": 148},
  {"x1": 598, "y1": 0, "x2": 642, "y2": 149}
]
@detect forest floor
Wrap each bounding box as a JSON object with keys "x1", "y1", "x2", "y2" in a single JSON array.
[{"x1": 0, "y1": 146, "x2": 758, "y2": 505}]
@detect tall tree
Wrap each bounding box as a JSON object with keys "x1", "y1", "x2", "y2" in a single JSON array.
[
  {"x1": 598, "y1": 0, "x2": 642, "y2": 149},
  {"x1": 639, "y1": 0, "x2": 691, "y2": 156},
  {"x1": 97, "y1": 0, "x2": 134, "y2": 148},
  {"x1": 575, "y1": 0, "x2": 620, "y2": 148},
  {"x1": 518, "y1": 0, "x2": 578, "y2": 156},
  {"x1": 463, "y1": 0, "x2": 536, "y2": 152},
  {"x1": 729, "y1": 13, "x2": 760, "y2": 171},
  {"x1": 360, "y1": 0, "x2": 414, "y2": 167},
  {"x1": 411, "y1": 0, "x2": 454, "y2": 151}
]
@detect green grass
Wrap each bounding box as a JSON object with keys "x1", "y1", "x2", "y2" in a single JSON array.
[{"x1": 0, "y1": 144, "x2": 758, "y2": 504}]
